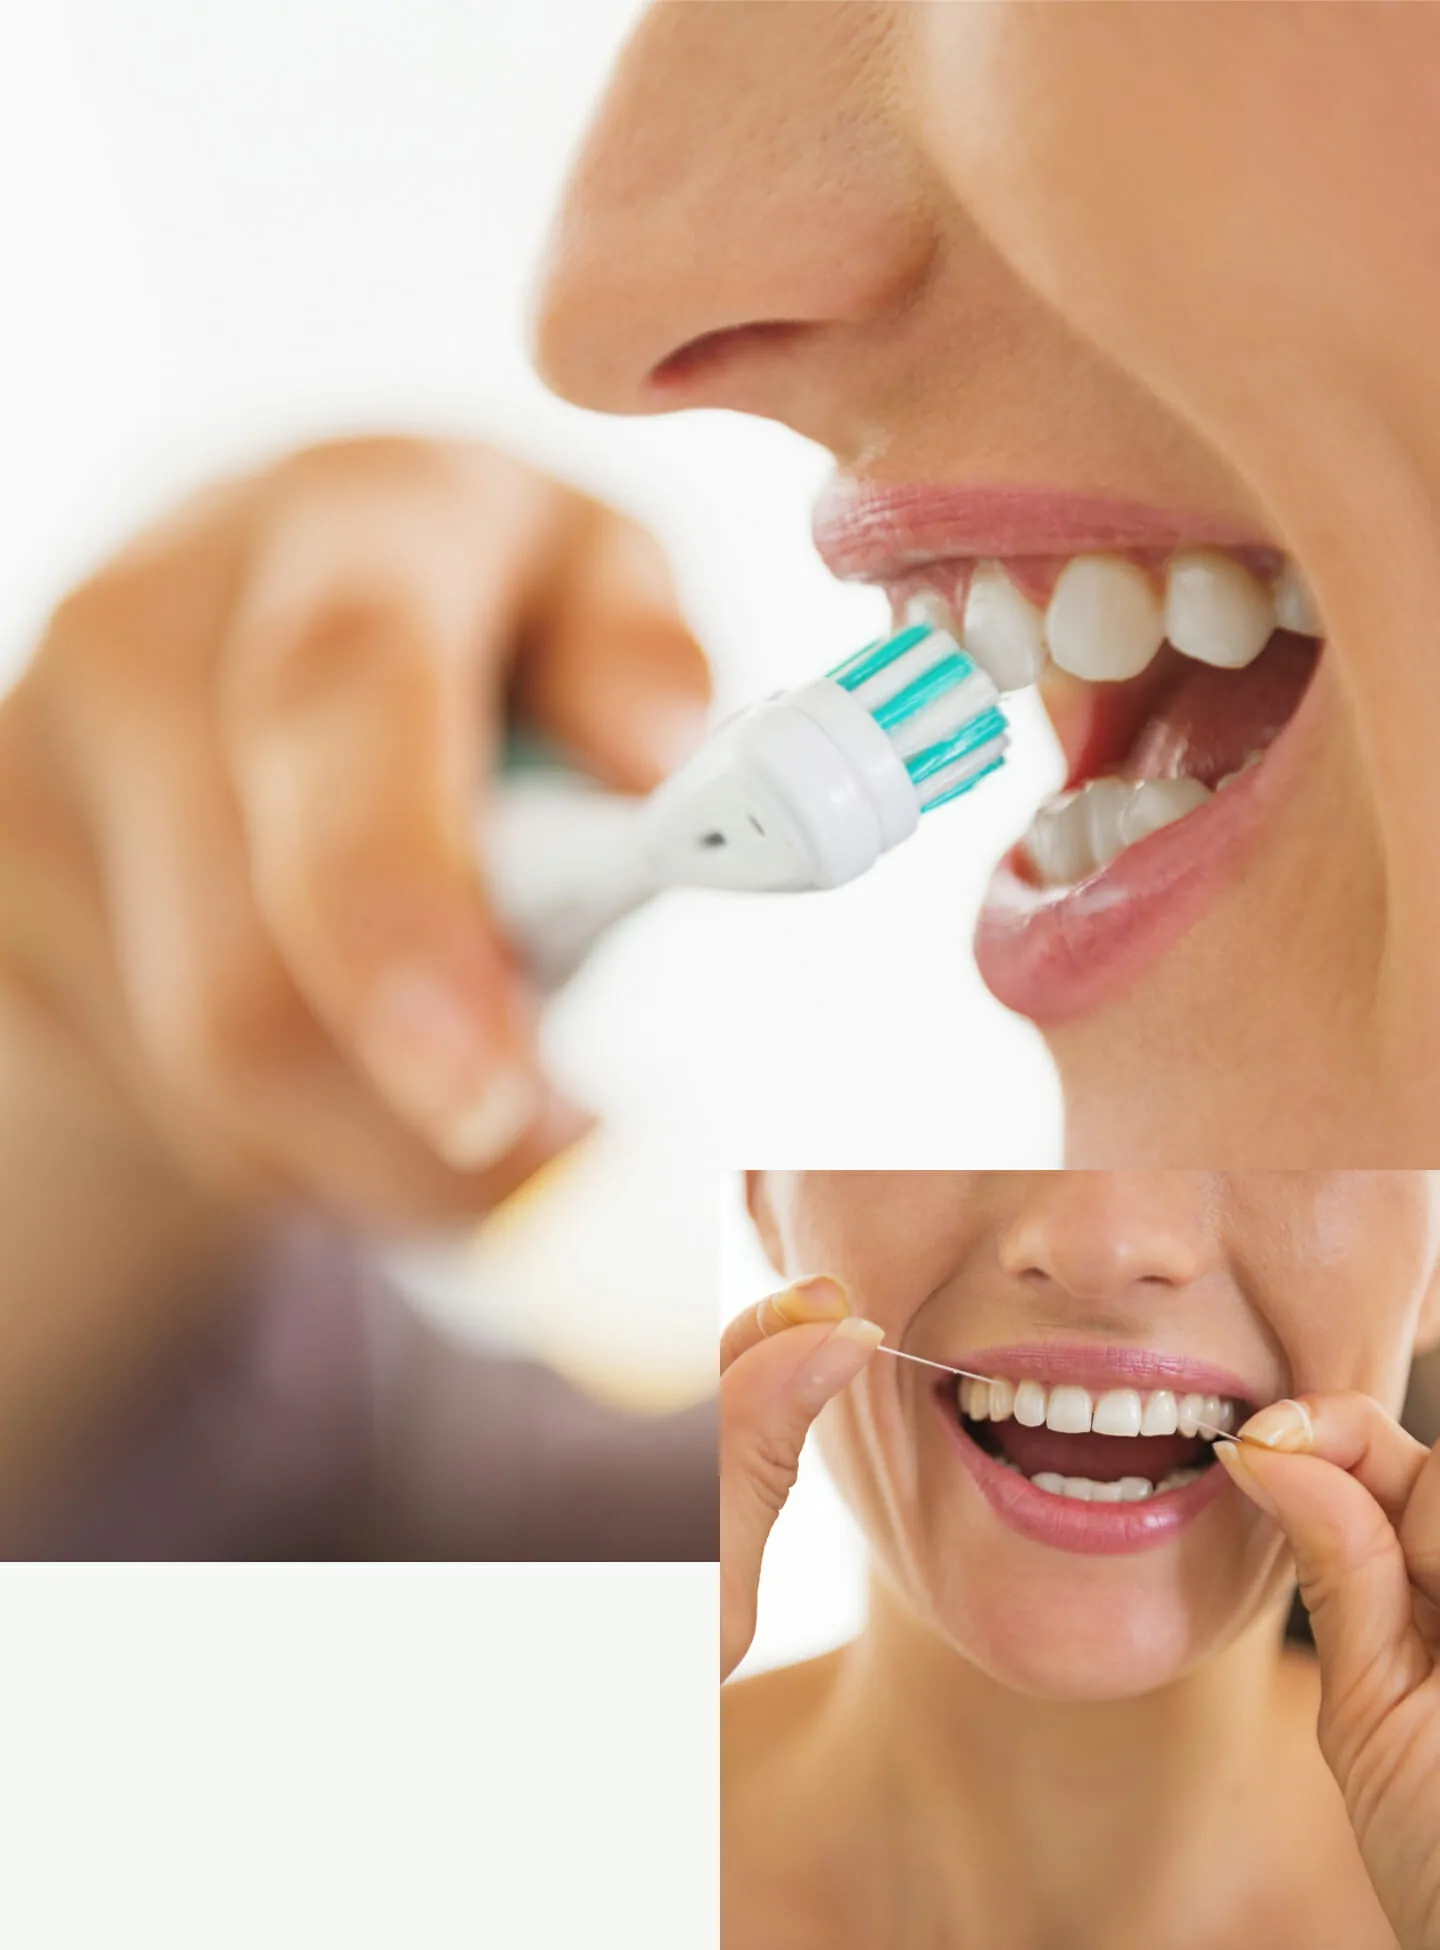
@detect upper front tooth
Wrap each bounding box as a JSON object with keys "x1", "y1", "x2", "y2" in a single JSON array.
[
  {"x1": 961, "y1": 562, "x2": 1048, "y2": 692},
  {"x1": 1273, "y1": 560, "x2": 1322, "y2": 636},
  {"x1": 964, "y1": 1376, "x2": 990, "y2": 1419},
  {"x1": 1045, "y1": 1384, "x2": 1093, "y2": 1434},
  {"x1": 1013, "y1": 1380, "x2": 1048, "y2": 1427},
  {"x1": 907, "y1": 588, "x2": 962, "y2": 641},
  {"x1": 1164, "y1": 550, "x2": 1275, "y2": 669},
  {"x1": 1045, "y1": 555, "x2": 1165, "y2": 682},
  {"x1": 1140, "y1": 1390, "x2": 1179, "y2": 1436},
  {"x1": 989, "y1": 1378, "x2": 1016, "y2": 1422},
  {"x1": 1092, "y1": 1389, "x2": 1143, "y2": 1438},
  {"x1": 1177, "y1": 1392, "x2": 1206, "y2": 1438},
  {"x1": 1116, "y1": 775, "x2": 1211, "y2": 848}
]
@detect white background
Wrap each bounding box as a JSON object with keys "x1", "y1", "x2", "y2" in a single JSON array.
[{"x1": 0, "y1": 1565, "x2": 717, "y2": 1948}]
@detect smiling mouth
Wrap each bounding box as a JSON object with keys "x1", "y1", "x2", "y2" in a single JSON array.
[{"x1": 949, "y1": 1372, "x2": 1255, "y2": 1503}]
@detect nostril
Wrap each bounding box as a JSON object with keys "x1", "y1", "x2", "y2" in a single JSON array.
[{"x1": 647, "y1": 319, "x2": 813, "y2": 395}]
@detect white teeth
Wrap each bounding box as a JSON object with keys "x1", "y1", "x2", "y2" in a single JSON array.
[
  {"x1": 1081, "y1": 777, "x2": 1135, "y2": 871},
  {"x1": 962, "y1": 1375, "x2": 1244, "y2": 1448},
  {"x1": 1045, "y1": 554, "x2": 1166, "y2": 682},
  {"x1": 1012, "y1": 1380, "x2": 1048, "y2": 1428},
  {"x1": 1092, "y1": 1389, "x2": 1144, "y2": 1438},
  {"x1": 1024, "y1": 774, "x2": 1213, "y2": 887},
  {"x1": 1116, "y1": 775, "x2": 1211, "y2": 849},
  {"x1": 1177, "y1": 1393, "x2": 1206, "y2": 1439},
  {"x1": 904, "y1": 549, "x2": 1314, "y2": 696},
  {"x1": 1025, "y1": 791, "x2": 1097, "y2": 886},
  {"x1": 1045, "y1": 1385, "x2": 1093, "y2": 1435},
  {"x1": 1027, "y1": 1468, "x2": 1183, "y2": 1503},
  {"x1": 961, "y1": 561, "x2": 1048, "y2": 692},
  {"x1": 1273, "y1": 560, "x2": 1322, "y2": 636},
  {"x1": 1140, "y1": 1390, "x2": 1179, "y2": 1437},
  {"x1": 1163, "y1": 549, "x2": 1275, "y2": 669}
]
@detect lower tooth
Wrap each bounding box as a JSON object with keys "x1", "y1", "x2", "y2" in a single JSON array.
[{"x1": 1117, "y1": 775, "x2": 1210, "y2": 846}]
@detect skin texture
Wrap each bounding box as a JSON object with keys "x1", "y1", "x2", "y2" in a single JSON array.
[
  {"x1": 536, "y1": 2, "x2": 1440, "y2": 1165},
  {"x1": 0, "y1": 436, "x2": 707, "y2": 1509},
  {"x1": 721, "y1": 1171, "x2": 1440, "y2": 1949}
]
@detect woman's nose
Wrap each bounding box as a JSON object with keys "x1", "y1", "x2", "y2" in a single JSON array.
[
  {"x1": 531, "y1": 2, "x2": 935, "y2": 429},
  {"x1": 997, "y1": 1174, "x2": 1218, "y2": 1303}
]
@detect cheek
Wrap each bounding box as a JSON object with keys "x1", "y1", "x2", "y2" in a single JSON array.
[{"x1": 776, "y1": 1174, "x2": 984, "y2": 1340}]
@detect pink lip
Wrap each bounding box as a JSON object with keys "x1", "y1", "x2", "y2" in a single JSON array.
[
  {"x1": 947, "y1": 1342, "x2": 1260, "y2": 1399},
  {"x1": 929, "y1": 1340, "x2": 1256, "y2": 1555},
  {"x1": 974, "y1": 665, "x2": 1322, "y2": 1023},
  {"x1": 939, "y1": 1407, "x2": 1231, "y2": 1555},
  {"x1": 812, "y1": 480, "x2": 1271, "y2": 579}
]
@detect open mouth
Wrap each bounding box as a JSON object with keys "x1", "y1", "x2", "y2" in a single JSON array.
[
  {"x1": 813, "y1": 486, "x2": 1326, "y2": 1021},
  {"x1": 950, "y1": 1372, "x2": 1247, "y2": 1503},
  {"x1": 900, "y1": 550, "x2": 1321, "y2": 893},
  {"x1": 927, "y1": 1344, "x2": 1262, "y2": 1554}
]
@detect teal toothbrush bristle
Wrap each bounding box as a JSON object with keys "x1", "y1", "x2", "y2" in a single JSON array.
[{"x1": 828, "y1": 623, "x2": 1009, "y2": 810}]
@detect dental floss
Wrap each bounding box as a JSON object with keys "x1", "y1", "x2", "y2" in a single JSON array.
[
  {"x1": 876, "y1": 1353, "x2": 1257, "y2": 1447},
  {"x1": 874, "y1": 1345, "x2": 1000, "y2": 1385}
]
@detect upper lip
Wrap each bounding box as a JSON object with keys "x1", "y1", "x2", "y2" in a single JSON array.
[
  {"x1": 937, "y1": 1341, "x2": 1265, "y2": 1403},
  {"x1": 812, "y1": 479, "x2": 1274, "y2": 584}
]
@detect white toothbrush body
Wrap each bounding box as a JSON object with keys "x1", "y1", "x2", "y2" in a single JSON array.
[{"x1": 484, "y1": 621, "x2": 1008, "y2": 990}]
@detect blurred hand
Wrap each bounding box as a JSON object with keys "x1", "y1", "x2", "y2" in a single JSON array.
[
  {"x1": 720, "y1": 1276, "x2": 883, "y2": 1680},
  {"x1": 1218, "y1": 1393, "x2": 1440, "y2": 1949},
  {"x1": 0, "y1": 437, "x2": 709, "y2": 1226}
]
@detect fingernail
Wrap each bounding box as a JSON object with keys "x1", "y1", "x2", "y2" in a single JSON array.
[
  {"x1": 435, "y1": 1067, "x2": 543, "y2": 1170},
  {"x1": 357, "y1": 963, "x2": 539, "y2": 1167},
  {"x1": 759, "y1": 1275, "x2": 850, "y2": 1336},
  {"x1": 1237, "y1": 1398, "x2": 1314, "y2": 1452},
  {"x1": 797, "y1": 1317, "x2": 885, "y2": 1405},
  {"x1": 1214, "y1": 1439, "x2": 1280, "y2": 1519}
]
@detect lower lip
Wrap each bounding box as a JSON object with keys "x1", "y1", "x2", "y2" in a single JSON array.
[
  {"x1": 938, "y1": 1400, "x2": 1230, "y2": 1554},
  {"x1": 973, "y1": 666, "x2": 1321, "y2": 1025}
]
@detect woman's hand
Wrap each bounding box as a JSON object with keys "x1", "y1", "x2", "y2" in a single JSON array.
[
  {"x1": 0, "y1": 436, "x2": 709, "y2": 1227},
  {"x1": 1218, "y1": 1393, "x2": 1440, "y2": 1950},
  {"x1": 720, "y1": 1276, "x2": 884, "y2": 1680}
]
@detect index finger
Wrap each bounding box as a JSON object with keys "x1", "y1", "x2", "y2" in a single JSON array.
[{"x1": 719, "y1": 1275, "x2": 852, "y2": 1375}]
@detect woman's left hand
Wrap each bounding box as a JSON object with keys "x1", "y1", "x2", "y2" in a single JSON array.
[{"x1": 1218, "y1": 1393, "x2": 1440, "y2": 1950}]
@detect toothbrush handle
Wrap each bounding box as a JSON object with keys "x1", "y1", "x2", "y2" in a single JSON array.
[{"x1": 482, "y1": 772, "x2": 659, "y2": 994}]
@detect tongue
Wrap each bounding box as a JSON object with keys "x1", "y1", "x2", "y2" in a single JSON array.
[
  {"x1": 989, "y1": 1421, "x2": 1206, "y2": 1482},
  {"x1": 1124, "y1": 631, "x2": 1317, "y2": 787}
]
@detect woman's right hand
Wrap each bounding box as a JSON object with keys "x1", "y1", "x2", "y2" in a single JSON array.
[
  {"x1": 720, "y1": 1277, "x2": 884, "y2": 1680},
  {"x1": 0, "y1": 436, "x2": 708, "y2": 1230}
]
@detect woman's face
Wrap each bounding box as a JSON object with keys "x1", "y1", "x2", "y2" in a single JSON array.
[
  {"x1": 750, "y1": 1171, "x2": 1440, "y2": 1699},
  {"x1": 537, "y1": 4, "x2": 1440, "y2": 1165}
]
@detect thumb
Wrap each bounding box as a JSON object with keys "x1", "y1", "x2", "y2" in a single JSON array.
[
  {"x1": 513, "y1": 505, "x2": 711, "y2": 793},
  {"x1": 720, "y1": 1315, "x2": 884, "y2": 1681},
  {"x1": 1216, "y1": 1433, "x2": 1428, "y2": 1775}
]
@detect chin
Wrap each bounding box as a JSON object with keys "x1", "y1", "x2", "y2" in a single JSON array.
[{"x1": 924, "y1": 1564, "x2": 1229, "y2": 1702}]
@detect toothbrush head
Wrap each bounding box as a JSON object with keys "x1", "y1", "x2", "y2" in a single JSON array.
[
  {"x1": 641, "y1": 621, "x2": 1009, "y2": 894},
  {"x1": 825, "y1": 621, "x2": 1008, "y2": 814}
]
